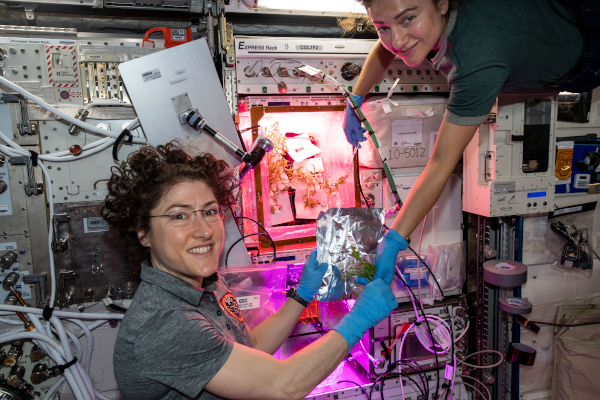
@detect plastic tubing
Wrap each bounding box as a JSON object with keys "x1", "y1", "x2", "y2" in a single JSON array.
[
  {"x1": 0, "y1": 129, "x2": 115, "y2": 162},
  {"x1": 51, "y1": 317, "x2": 94, "y2": 400},
  {"x1": 396, "y1": 323, "x2": 415, "y2": 400},
  {"x1": 0, "y1": 331, "x2": 86, "y2": 400},
  {"x1": 454, "y1": 320, "x2": 470, "y2": 342},
  {"x1": 0, "y1": 76, "x2": 145, "y2": 144},
  {"x1": 457, "y1": 350, "x2": 504, "y2": 369},
  {"x1": 413, "y1": 316, "x2": 451, "y2": 355},
  {"x1": 68, "y1": 319, "x2": 94, "y2": 373},
  {"x1": 43, "y1": 377, "x2": 66, "y2": 400},
  {"x1": 395, "y1": 266, "x2": 419, "y2": 317},
  {"x1": 457, "y1": 375, "x2": 491, "y2": 400},
  {"x1": 457, "y1": 380, "x2": 489, "y2": 400}
]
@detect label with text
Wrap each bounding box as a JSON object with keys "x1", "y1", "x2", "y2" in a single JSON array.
[
  {"x1": 84, "y1": 217, "x2": 110, "y2": 233},
  {"x1": 237, "y1": 295, "x2": 261, "y2": 311}
]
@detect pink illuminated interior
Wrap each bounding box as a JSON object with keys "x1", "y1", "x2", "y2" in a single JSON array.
[{"x1": 239, "y1": 110, "x2": 356, "y2": 243}]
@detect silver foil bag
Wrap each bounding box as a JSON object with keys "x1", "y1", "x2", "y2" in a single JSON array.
[{"x1": 315, "y1": 207, "x2": 385, "y2": 301}]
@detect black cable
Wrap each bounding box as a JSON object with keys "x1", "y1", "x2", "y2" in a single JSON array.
[
  {"x1": 529, "y1": 320, "x2": 600, "y2": 327},
  {"x1": 225, "y1": 233, "x2": 275, "y2": 266},
  {"x1": 593, "y1": 249, "x2": 600, "y2": 261},
  {"x1": 394, "y1": 271, "x2": 440, "y2": 400},
  {"x1": 232, "y1": 215, "x2": 277, "y2": 262},
  {"x1": 397, "y1": 358, "x2": 430, "y2": 398},
  {"x1": 355, "y1": 157, "x2": 371, "y2": 208},
  {"x1": 406, "y1": 245, "x2": 454, "y2": 400},
  {"x1": 337, "y1": 380, "x2": 369, "y2": 399},
  {"x1": 107, "y1": 303, "x2": 127, "y2": 313},
  {"x1": 384, "y1": 363, "x2": 428, "y2": 399}
]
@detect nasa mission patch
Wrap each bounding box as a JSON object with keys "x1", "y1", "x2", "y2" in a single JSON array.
[{"x1": 220, "y1": 292, "x2": 243, "y2": 323}]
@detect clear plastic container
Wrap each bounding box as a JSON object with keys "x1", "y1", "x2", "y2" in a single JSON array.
[
  {"x1": 218, "y1": 262, "x2": 288, "y2": 329},
  {"x1": 395, "y1": 255, "x2": 430, "y2": 288}
]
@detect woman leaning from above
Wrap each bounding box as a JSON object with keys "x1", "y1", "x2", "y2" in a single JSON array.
[
  {"x1": 347, "y1": 0, "x2": 600, "y2": 276},
  {"x1": 102, "y1": 141, "x2": 399, "y2": 400}
]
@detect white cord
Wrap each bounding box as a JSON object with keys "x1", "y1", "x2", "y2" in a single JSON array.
[
  {"x1": 457, "y1": 380, "x2": 490, "y2": 400},
  {"x1": 454, "y1": 320, "x2": 470, "y2": 342},
  {"x1": 0, "y1": 305, "x2": 124, "y2": 320},
  {"x1": 457, "y1": 375, "x2": 491, "y2": 400},
  {"x1": 457, "y1": 350, "x2": 504, "y2": 369},
  {"x1": 395, "y1": 266, "x2": 419, "y2": 317},
  {"x1": 417, "y1": 215, "x2": 427, "y2": 306},
  {"x1": 0, "y1": 75, "x2": 146, "y2": 144}
]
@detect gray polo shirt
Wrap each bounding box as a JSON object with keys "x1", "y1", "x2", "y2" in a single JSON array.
[
  {"x1": 114, "y1": 262, "x2": 252, "y2": 400},
  {"x1": 431, "y1": 0, "x2": 583, "y2": 126}
]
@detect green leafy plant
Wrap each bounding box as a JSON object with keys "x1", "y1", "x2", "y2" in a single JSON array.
[
  {"x1": 343, "y1": 246, "x2": 377, "y2": 282},
  {"x1": 263, "y1": 123, "x2": 349, "y2": 211}
]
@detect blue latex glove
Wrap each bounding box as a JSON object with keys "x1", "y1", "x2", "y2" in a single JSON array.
[
  {"x1": 374, "y1": 229, "x2": 409, "y2": 285},
  {"x1": 343, "y1": 93, "x2": 367, "y2": 148},
  {"x1": 296, "y1": 249, "x2": 328, "y2": 303},
  {"x1": 333, "y1": 279, "x2": 398, "y2": 351}
]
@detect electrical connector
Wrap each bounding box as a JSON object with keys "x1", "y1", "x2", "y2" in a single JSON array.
[
  {"x1": 4, "y1": 340, "x2": 24, "y2": 367},
  {"x1": 29, "y1": 345, "x2": 46, "y2": 362}
]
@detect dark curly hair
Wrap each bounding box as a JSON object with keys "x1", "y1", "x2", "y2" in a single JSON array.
[
  {"x1": 359, "y1": 0, "x2": 462, "y2": 12},
  {"x1": 101, "y1": 141, "x2": 238, "y2": 262}
]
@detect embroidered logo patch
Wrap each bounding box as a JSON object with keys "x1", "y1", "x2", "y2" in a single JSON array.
[{"x1": 221, "y1": 292, "x2": 243, "y2": 323}]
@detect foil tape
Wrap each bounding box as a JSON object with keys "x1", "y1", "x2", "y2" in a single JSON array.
[
  {"x1": 315, "y1": 207, "x2": 385, "y2": 301},
  {"x1": 507, "y1": 342, "x2": 536, "y2": 366}
]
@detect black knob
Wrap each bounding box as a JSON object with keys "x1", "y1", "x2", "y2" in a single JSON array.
[
  {"x1": 341, "y1": 62, "x2": 362, "y2": 81},
  {"x1": 533, "y1": 202, "x2": 537, "y2": 207},
  {"x1": 0, "y1": 180, "x2": 7, "y2": 194}
]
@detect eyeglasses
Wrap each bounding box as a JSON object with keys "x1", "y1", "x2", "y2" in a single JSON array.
[{"x1": 149, "y1": 207, "x2": 222, "y2": 227}]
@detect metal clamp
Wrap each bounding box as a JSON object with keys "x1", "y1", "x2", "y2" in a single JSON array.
[
  {"x1": 1, "y1": 94, "x2": 36, "y2": 136},
  {"x1": 9, "y1": 156, "x2": 43, "y2": 196},
  {"x1": 22, "y1": 273, "x2": 47, "y2": 309},
  {"x1": 57, "y1": 271, "x2": 75, "y2": 309},
  {"x1": 484, "y1": 151, "x2": 494, "y2": 182},
  {"x1": 51, "y1": 214, "x2": 70, "y2": 252}
]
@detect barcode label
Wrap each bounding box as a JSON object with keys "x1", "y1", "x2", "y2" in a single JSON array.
[{"x1": 142, "y1": 68, "x2": 161, "y2": 83}]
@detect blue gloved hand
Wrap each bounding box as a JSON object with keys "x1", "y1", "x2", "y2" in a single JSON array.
[
  {"x1": 343, "y1": 93, "x2": 367, "y2": 148},
  {"x1": 333, "y1": 279, "x2": 398, "y2": 351},
  {"x1": 374, "y1": 229, "x2": 409, "y2": 285},
  {"x1": 296, "y1": 249, "x2": 328, "y2": 303}
]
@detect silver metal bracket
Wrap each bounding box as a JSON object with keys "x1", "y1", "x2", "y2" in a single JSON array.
[
  {"x1": 1, "y1": 94, "x2": 36, "y2": 136},
  {"x1": 22, "y1": 273, "x2": 47, "y2": 309},
  {"x1": 9, "y1": 156, "x2": 43, "y2": 196},
  {"x1": 57, "y1": 271, "x2": 75, "y2": 309},
  {"x1": 51, "y1": 214, "x2": 70, "y2": 252}
]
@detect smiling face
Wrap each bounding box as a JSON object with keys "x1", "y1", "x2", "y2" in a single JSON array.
[
  {"x1": 368, "y1": 0, "x2": 449, "y2": 67},
  {"x1": 139, "y1": 180, "x2": 224, "y2": 288}
]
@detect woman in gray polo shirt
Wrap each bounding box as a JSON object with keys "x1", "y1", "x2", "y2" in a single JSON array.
[
  {"x1": 343, "y1": 0, "x2": 600, "y2": 259},
  {"x1": 103, "y1": 141, "x2": 399, "y2": 400}
]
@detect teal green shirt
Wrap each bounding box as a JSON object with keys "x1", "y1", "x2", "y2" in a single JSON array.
[{"x1": 431, "y1": 0, "x2": 584, "y2": 125}]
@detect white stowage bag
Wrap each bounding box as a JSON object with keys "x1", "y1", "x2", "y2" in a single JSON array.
[
  {"x1": 358, "y1": 95, "x2": 448, "y2": 169},
  {"x1": 552, "y1": 308, "x2": 600, "y2": 400}
]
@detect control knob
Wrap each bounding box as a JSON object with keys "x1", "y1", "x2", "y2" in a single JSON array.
[
  {"x1": 341, "y1": 62, "x2": 362, "y2": 81},
  {"x1": 243, "y1": 66, "x2": 254, "y2": 77},
  {"x1": 277, "y1": 66, "x2": 289, "y2": 77},
  {"x1": 261, "y1": 66, "x2": 272, "y2": 77},
  {"x1": 0, "y1": 180, "x2": 7, "y2": 194}
]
